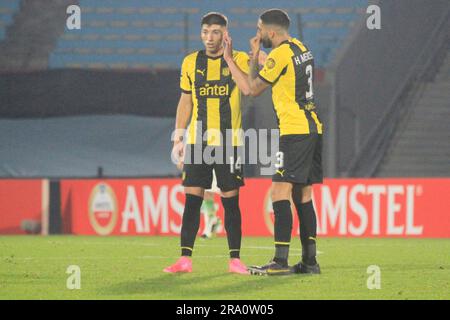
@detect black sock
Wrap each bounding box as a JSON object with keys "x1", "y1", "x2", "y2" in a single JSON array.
[
  {"x1": 180, "y1": 194, "x2": 203, "y2": 257},
  {"x1": 222, "y1": 195, "x2": 242, "y2": 259},
  {"x1": 272, "y1": 200, "x2": 292, "y2": 267},
  {"x1": 274, "y1": 245, "x2": 289, "y2": 267},
  {"x1": 294, "y1": 199, "x2": 318, "y2": 265}
]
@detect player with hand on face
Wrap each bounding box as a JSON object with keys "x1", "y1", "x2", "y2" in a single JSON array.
[
  {"x1": 165, "y1": 12, "x2": 251, "y2": 275},
  {"x1": 224, "y1": 9, "x2": 323, "y2": 276}
]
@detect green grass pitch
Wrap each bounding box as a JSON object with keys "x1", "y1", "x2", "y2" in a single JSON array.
[{"x1": 0, "y1": 236, "x2": 449, "y2": 300}]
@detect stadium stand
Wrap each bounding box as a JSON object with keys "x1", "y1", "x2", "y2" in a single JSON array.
[
  {"x1": 328, "y1": 0, "x2": 450, "y2": 177},
  {"x1": 0, "y1": 0, "x2": 73, "y2": 70},
  {"x1": 49, "y1": 0, "x2": 367, "y2": 69},
  {"x1": 377, "y1": 50, "x2": 450, "y2": 177}
]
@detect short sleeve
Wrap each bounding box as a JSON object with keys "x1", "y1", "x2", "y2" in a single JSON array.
[
  {"x1": 234, "y1": 51, "x2": 250, "y2": 74},
  {"x1": 180, "y1": 57, "x2": 192, "y2": 93},
  {"x1": 258, "y1": 45, "x2": 289, "y2": 84}
]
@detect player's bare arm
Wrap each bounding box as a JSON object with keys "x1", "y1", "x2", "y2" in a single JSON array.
[
  {"x1": 248, "y1": 34, "x2": 270, "y2": 97},
  {"x1": 172, "y1": 92, "x2": 193, "y2": 168},
  {"x1": 223, "y1": 32, "x2": 251, "y2": 96}
]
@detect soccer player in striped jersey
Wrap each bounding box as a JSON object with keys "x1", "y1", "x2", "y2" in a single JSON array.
[
  {"x1": 224, "y1": 9, "x2": 323, "y2": 275},
  {"x1": 164, "y1": 12, "x2": 251, "y2": 274}
]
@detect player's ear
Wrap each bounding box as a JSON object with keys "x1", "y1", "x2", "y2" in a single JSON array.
[{"x1": 269, "y1": 29, "x2": 276, "y2": 39}]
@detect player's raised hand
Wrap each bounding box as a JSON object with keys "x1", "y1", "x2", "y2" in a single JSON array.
[
  {"x1": 223, "y1": 31, "x2": 233, "y2": 62},
  {"x1": 249, "y1": 34, "x2": 261, "y2": 60}
]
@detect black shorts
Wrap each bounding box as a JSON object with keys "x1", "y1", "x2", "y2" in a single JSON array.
[
  {"x1": 272, "y1": 133, "x2": 323, "y2": 185},
  {"x1": 182, "y1": 144, "x2": 244, "y2": 192}
]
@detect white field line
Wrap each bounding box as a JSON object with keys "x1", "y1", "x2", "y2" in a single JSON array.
[
  {"x1": 1, "y1": 254, "x2": 281, "y2": 260},
  {"x1": 1, "y1": 242, "x2": 323, "y2": 261},
  {"x1": 66, "y1": 240, "x2": 322, "y2": 254},
  {"x1": 0, "y1": 249, "x2": 323, "y2": 261}
]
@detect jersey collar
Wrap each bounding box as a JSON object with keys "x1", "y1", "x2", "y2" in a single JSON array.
[{"x1": 202, "y1": 50, "x2": 224, "y2": 60}]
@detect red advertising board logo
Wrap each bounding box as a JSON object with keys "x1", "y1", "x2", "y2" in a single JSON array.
[
  {"x1": 88, "y1": 182, "x2": 118, "y2": 235},
  {"x1": 311, "y1": 179, "x2": 449, "y2": 238},
  {"x1": 61, "y1": 179, "x2": 186, "y2": 236},
  {"x1": 3, "y1": 178, "x2": 448, "y2": 237},
  {"x1": 58, "y1": 178, "x2": 450, "y2": 238}
]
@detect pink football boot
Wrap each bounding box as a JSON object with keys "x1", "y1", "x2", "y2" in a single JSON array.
[
  {"x1": 163, "y1": 257, "x2": 192, "y2": 273},
  {"x1": 229, "y1": 258, "x2": 249, "y2": 275}
]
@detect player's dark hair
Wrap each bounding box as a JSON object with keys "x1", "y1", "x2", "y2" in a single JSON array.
[
  {"x1": 260, "y1": 9, "x2": 290, "y2": 30},
  {"x1": 201, "y1": 12, "x2": 228, "y2": 27}
]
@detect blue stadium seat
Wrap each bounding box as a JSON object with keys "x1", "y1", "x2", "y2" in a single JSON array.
[
  {"x1": 49, "y1": 0, "x2": 368, "y2": 69},
  {"x1": 0, "y1": 0, "x2": 20, "y2": 41}
]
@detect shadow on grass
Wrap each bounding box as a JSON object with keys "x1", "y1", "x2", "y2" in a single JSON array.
[{"x1": 99, "y1": 271, "x2": 302, "y2": 299}]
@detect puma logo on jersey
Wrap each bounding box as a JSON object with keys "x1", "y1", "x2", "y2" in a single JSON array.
[{"x1": 196, "y1": 69, "x2": 205, "y2": 76}]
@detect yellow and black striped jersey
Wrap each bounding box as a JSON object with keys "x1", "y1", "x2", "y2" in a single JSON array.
[
  {"x1": 258, "y1": 38, "x2": 323, "y2": 136},
  {"x1": 180, "y1": 50, "x2": 249, "y2": 146}
]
